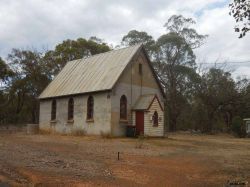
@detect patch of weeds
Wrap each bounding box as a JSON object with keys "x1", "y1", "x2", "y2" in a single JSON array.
[
  {"x1": 135, "y1": 134, "x2": 145, "y2": 149},
  {"x1": 100, "y1": 131, "x2": 113, "y2": 139},
  {"x1": 72, "y1": 129, "x2": 86, "y2": 136},
  {"x1": 39, "y1": 129, "x2": 52, "y2": 135},
  {"x1": 225, "y1": 178, "x2": 248, "y2": 187}
]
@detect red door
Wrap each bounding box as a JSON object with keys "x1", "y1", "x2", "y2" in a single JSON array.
[{"x1": 136, "y1": 111, "x2": 144, "y2": 135}]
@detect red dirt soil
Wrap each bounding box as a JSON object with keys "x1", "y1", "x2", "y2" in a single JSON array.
[{"x1": 0, "y1": 133, "x2": 249, "y2": 186}]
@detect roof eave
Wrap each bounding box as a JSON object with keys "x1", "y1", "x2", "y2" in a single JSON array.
[
  {"x1": 147, "y1": 95, "x2": 164, "y2": 111},
  {"x1": 39, "y1": 89, "x2": 112, "y2": 100}
]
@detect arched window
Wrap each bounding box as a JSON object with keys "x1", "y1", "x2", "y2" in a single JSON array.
[
  {"x1": 153, "y1": 111, "x2": 158, "y2": 127},
  {"x1": 87, "y1": 96, "x2": 94, "y2": 120},
  {"x1": 68, "y1": 98, "x2": 74, "y2": 120},
  {"x1": 120, "y1": 95, "x2": 127, "y2": 120},
  {"x1": 51, "y1": 99, "x2": 56, "y2": 120},
  {"x1": 139, "y1": 63, "x2": 142, "y2": 75}
]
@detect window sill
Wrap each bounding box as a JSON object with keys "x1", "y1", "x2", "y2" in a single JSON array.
[
  {"x1": 86, "y1": 119, "x2": 94, "y2": 123},
  {"x1": 120, "y1": 119, "x2": 128, "y2": 123},
  {"x1": 50, "y1": 120, "x2": 57, "y2": 123},
  {"x1": 153, "y1": 125, "x2": 158, "y2": 127},
  {"x1": 67, "y1": 119, "x2": 74, "y2": 124}
]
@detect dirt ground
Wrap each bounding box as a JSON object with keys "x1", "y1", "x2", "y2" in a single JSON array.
[{"x1": 0, "y1": 131, "x2": 249, "y2": 187}]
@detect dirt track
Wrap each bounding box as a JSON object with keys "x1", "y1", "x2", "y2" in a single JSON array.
[{"x1": 0, "y1": 132, "x2": 249, "y2": 186}]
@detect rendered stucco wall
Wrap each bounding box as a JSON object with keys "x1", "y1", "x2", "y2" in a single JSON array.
[
  {"x1": 39, "y1": 100, "x2": 51, "y2": 130},
  {"x1": 39, "y1": 92, "x2": 111, "y2": 135},
  {"x1": 111, "y1": 50, "x2": 164, "y2": 136},
  {"x1": 40, "y1": 49, "x2": 164, "y2": 137}
]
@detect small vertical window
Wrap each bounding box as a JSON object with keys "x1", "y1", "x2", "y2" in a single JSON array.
[
  {"x1": 120, "y1": 95, "x2": 127, "y2": 120},
  {"x1": 68, "y1": 98, "x2": 74, "y2": 120},
  {"x1": 153, "y1": 111, "x2": 158, "y2": 127},
  {"x1": 51, "y1": 99, "x2": 56, "y2": 120},
  {"x1": 87, "y1": 96, "x2": 94, "y2": 120},
  {"x1": 139, "y1": 63, "x2": 142, "y2": 75}
]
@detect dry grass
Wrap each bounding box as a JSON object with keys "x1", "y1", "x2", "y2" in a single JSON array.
[
  {"x1": 100, "y1": 131, "x2": 113, "y2": 139},
  {"x1": 0, "y1": 132, "x2": 249, "y2": 186},
  {"x1": 71, "y1": 129, "x2": 86, "y2": 136}
]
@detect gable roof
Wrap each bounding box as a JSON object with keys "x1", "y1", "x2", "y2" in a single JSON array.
[
  {"x1": 133, "y1": 94, "x2": 163, "y2": 111},
  {"x1": 39, "y1": 44, "x2": 165, "y2": 99}
]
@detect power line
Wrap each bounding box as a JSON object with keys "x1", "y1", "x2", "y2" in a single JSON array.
[{"x1": 199, "y1": 61, "x2": 250, "y2": 65}]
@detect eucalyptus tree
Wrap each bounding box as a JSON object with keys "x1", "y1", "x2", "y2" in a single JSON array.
[
  {"x1": 154, "y1": 15, "x2": 207, "y2": 131},
  {"x1": 0, "y1": 57, "x2": 14, "y2": 113},
  {"x1": 0, "y1": 37, "x2": 111, "y2": 124},
  {"x1": 43, "y1": 37, "x2": 111, "y2": 77},
  {"x1": 6, "y1": 49, "x2": 50, "y2": 123},
  {"x1": 0, "y1": 57, "x2": 13, "y2": 85},
  {"x1": 195, "y1": 68, "x2": 237, "y2": 132},
  {"x1": 121, "y1": 30, "x2": 156, "y2": 57},
  {"x1": 229, "y1": 0, "x2": 250, "y2": 38}
]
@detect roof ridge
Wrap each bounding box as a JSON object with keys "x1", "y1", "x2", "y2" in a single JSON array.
[
  {"x1": 68, "y1": 43, "x2": 142, "y2": 63},
  {"x1": 39, "y1": 43, "x2": 143, "y2": 99}
]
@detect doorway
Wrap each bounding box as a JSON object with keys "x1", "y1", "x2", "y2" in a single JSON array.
[{"x1": 136, "y1": 111, "x2": 144, "y2": 135}]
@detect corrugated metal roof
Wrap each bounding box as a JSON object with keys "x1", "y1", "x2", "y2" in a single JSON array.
[
  {"x1": 39, "y1": 44, "x2": 142, "y2": 99},
  {"x1": 133, "y1": 94, "x2": 155, "y2": 110}
]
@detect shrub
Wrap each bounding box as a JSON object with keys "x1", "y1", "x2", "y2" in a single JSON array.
[
  {"x1": 232, "y1": 116, "x2": 246, "y2": 138},
  {"x1": 72, "y1": 129, "x2": 86, "y2": 136},
  {"x1": 135, "y1": 134, "x2": 145, "y2": 149},
  {"x1": 100, "y1": 131, "x2": 112, "y2": 138}
]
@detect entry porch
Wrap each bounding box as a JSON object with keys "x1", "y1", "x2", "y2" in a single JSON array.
[{"x1": 131, "y1": 94, "x2": 164, "y2": 137}]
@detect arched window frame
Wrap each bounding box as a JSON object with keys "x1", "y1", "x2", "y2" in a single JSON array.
[
  {"x1": 139, "y1": 63, "x2": 142, "y2": 75},
  {"x1": 120, "y1": 95, "x2": 127, "y2": 120},
  {"x1": 51, "y1": 99, "x2": 57, "y2": 120},
  {"x1": 68, "y1": 98, "x2": 74, "y2": 120},
  {"x1": 152, "y1": 111, "x2": 158, "y2": 127},
  {"x1": 87, "y1": 96, "x2": 94, "y2": 120}
]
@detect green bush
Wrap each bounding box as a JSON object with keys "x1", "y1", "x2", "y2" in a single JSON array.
[{"x1": 232, "y1": 116, "x2": 246, "y2": 138}]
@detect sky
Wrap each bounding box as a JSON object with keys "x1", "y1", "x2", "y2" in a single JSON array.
[{"x1": 0, "y1": 0, "x2": 250, "y2": 78}]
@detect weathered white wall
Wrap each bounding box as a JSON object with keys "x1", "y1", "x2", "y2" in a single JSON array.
[
  {"x1": 144, "y1": 99, "x2": 164, "y2": 137},
  {"x1": 39, "y1": 92, "x2": 111, "y2": 135},
  {"x1": 111, "y1": 83, "x2": 162, "y2": 136},
  {"x1": 39, "y1": 100, "x2": 52, "y2": 130},
  {"x1": 40, "y1": 49, "x2": 164, "y2": 137},
  {"x1": 111, "y1": 50, "x2": 164, "y2": 136}
]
